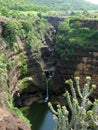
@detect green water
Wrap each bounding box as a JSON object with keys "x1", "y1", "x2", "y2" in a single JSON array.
[{"x1": 21, "y1": 102, "x2": 56, "y2": 130}]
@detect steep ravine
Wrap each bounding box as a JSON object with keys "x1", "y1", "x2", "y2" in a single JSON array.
[
  {"x1": 0, "y1": 16, "x2": 65, "y2": 130},
  {"x1": 0, "y1": 39, "x2": 31, "y2": 130},
  {"x1": 14, "y1": 16, "x2": 66, "y2": 106},
  {"x1": 1, "y1": 16, "x2": 98, "y2": 129},
  {"x1": 16, "y1": 17, "x2": 98, "y2": 106},
  {"x1": 3, "y1": 16, "x2": 98, "y2": 107}
]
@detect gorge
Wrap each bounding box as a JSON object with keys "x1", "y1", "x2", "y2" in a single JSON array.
[{"x1": 1, "y1": 12, "x2": 98, "y2": 130}]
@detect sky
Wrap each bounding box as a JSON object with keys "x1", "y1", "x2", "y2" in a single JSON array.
[{"x1": 85, "y1": 0, "x2": 98, "y2": 4}]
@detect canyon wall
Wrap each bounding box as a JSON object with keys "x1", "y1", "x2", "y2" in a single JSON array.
[{"x1": 1, "y1": 16, "x2": 98, "y2": 105}]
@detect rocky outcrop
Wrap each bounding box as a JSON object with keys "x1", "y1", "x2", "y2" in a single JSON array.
[
  {"x1": 70, "y1": 19, "x2": 98, "y2": 29},
  {"x1": 0, "y1": 107, "x2": 31, "y2": 130},
  {"x1": 52, "y1": 45, "x2": 98, "y2": 99},
  {"x1": 44, "y1": 16, "x2": 66, "y2": 28},
  {"x1": 0, "y1": 18, "x2": 32, "y2": 130}
]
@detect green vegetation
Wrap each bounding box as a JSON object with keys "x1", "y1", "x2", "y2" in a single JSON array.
[
  {"x1": 18, "y1": 77, "x2": 34, "y2": 90},
  {"x1": 48, "y1": 76, "x2": 98, "y2": 130},
  {"x1": 23, "y1": 18, "x2": 46, "y2": 51},
  {"x1": 0, "y1": 1, "x2": 48, "y2": 127},
  {"x1": 32, "y1": 0, "x2": 98, "y2": 11},
  {"x1": 2, "y1": 20, "x2": 22, "y2": 49},
  {"x1": 19, "y1": 53, "x2": 28, "y2": 77},
  {"x1": 0, "y1": 0, "x2": 54, "y2": 18},
  {"x1": 1, "y1": 0, "x2": 98, "y2": 18},
  {"x1": 56, "y1": 16, "x2": 98, "y2": 59},
  {"x1": 6, "y1": 92, "x2": 31, "y2": 126},
  {"x1": 0, "y1": 0, "x2": 49, "y2": 12},
  {"x1": 1, "y1": 15, "x2": 46, "y2": 50},
  {"x1": 0, "y1": 53, "x2": 7, "y2": 89}
]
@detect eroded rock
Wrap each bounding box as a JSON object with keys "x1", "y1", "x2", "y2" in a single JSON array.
[{"x1": 0, "y1": 107, "x2": 31, "y2": 130}]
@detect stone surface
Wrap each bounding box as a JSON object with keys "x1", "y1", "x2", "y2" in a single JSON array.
[
  {"x1": 0, "y1": 107, "x2": 31, "y2": 130},
  {"x1": 52, "y1": 46, "x2": 98, "y2": 99}
]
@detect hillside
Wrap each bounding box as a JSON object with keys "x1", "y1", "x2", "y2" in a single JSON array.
[
  {"x1": 0, "y1": 0, "x2": 49, "y2": 12},
  {"x1": 31, "y1": 0, "x2": 98, "y2": 10},
  {"x1": 1, "y1": 0, "x2": 98, "y2": 11}
]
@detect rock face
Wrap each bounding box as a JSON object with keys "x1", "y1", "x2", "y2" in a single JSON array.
[
  {"x1": 0, "y1": 17, "x2": 31, "y2": 130},
  {"x1": 70, "y1": 19, "x2": 98, "y2": 29},
  {"x1": 1, "y1": 16, "x2": 98, "y2": 104},
  {"x1": 52, "y1": 46, "x2": 98, "y2": 99},
  {"x1": 0, "y1": 107, "x2": 31, "y2": 130},
  {"x1": 7, "y1": 16, "x2": 98, "y2": 103}
]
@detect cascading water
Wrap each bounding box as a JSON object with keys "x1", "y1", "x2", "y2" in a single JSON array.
[
  {"x1": 45, "y1": 78, "x2": 49, "y2": 102},
  {"x1": 44, "y1": 71, "x2": 54, "y2": 102}
]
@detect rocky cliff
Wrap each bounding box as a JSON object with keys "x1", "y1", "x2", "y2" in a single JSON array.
[
  {"x1": 51, "y1": 18, "x2": 98, "y2": 100},
  {"x1": 0, "y1": 15, "x2": 64, "y2": 129},
  {"x1": 52, "y1": 46, "x2": 98, "y2": 99},
  {"x1": 1, "y1": 15, "x2": 98, "y2": 129},
  {"x1": 13, "y1": 17, "x2": 98, "y2": 107},
  {"x1": 0, "y1": 107, "x2": 31, "y2": 130}
]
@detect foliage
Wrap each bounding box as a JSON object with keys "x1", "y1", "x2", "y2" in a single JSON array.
[
  {"x1": 19, "y1": 53, "x2": 28, "y2": 77},
  {"x1": 32, "y1": 0, "x2": 98, "y2": 11},
  {"x1": 0, "y1": 54, "x2": 7, "y2": 88},
  {"x1": 18, "y1": 77, "x2": 34, "y2": 89},
  {"x1": 22, "y1": 21, "x2": 32, "y2": 33},
  {"x1": 56, "y1": 16, "x2": 98, "y2": 59},
  {"x1": 0, "y1": 0, "x2": 49, "y2": 13},
  {"x1": 48, "y1": 76, "x2": 98, "y2": 130},
  {"x1": 7, "y1": 60, "x2": 15, "y2": 71},
  {"x1": 22, "y1": 18, "x2": 46, "y2": 51},
  {"x1": 0, "y1": 7, "x2": 10, "y2": 16},
  {"x1": 6, "y1": 92, "x2": 31, "y2": 126},
  {"x1": 2, "y1": 20, "x2": 22, "y2": 49},
  {"x1": 1, "y1": 0, "x2": 98, "y2": 19}
]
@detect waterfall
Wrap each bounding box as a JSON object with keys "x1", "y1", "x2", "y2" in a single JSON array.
[
  {"x1": 45, "y1": 78, "x2": 49, "y2": 102},
  {"x1": 44, "y1": 71, "x2": 54, "y2": 102}
]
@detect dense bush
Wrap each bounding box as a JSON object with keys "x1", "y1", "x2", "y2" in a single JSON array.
[
  {"x1": 56, "y1": 17, "x2": 98, "y2": 59},
  {"x1": 2, "y1": 21, "x2": 22, "y2": 49}
]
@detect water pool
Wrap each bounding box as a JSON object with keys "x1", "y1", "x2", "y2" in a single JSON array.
[{"x1": 21, "y1": 102, "x2": 56, "y2": 130}]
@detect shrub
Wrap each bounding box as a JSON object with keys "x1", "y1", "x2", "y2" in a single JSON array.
[
  {"x1": 0, "y1": 7, "x2": 10, "y2": 16},
  {"x1": 2, "y1": 21, "x2": 21, "y2": 49},
  {"x1": 19, "y1": 54, "x2": 28, "y2": 77},
  {"x1": 56, "y1": 17, "x2": 98, "y2": 59},
  {"x1": 0, "y1": 54, "x2": 7, "y2": 88}
]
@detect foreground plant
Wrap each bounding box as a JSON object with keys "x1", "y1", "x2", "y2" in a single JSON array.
[{"x1": 48, "y1": 76, "x2": 98, "y2": 130}]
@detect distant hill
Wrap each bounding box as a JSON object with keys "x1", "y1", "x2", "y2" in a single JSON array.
[
  {"x1": 0, "y1": 0, "x2": 49, "y2": 11},
  {"x1": 1, "y1": 0, "x2": 97, "y2": 12},
  {"x1": 0, "y1": 0, "x2": 31, "y2": 8},
  {"x1": 31, "y1": 0, "x2": 98, "y2": 10}
]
